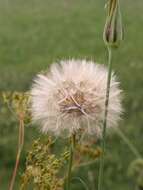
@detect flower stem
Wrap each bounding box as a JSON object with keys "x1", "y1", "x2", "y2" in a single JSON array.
[
  {"x1": 98, "y1": 46, "x2": 113, "y2": 190},
  {"x1": 67, "y1": 134, "x2": 75, "y2": 190},
  {"x1": 9, "y1": 116, "x2": 24, "y2": 190}
]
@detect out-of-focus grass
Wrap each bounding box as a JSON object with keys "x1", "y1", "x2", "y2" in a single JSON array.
[{"x1": 0, "y1": 0, "x2": 143, "y2": 189}]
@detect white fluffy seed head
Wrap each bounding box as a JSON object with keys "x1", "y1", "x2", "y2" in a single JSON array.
[{"x1": 31, "y1": 59, "x2": 122, "y2": 137}]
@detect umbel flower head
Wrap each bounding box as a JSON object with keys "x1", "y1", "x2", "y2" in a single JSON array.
[{"x1": 31, "y1": 60, "x2": 122, "y2": 137}]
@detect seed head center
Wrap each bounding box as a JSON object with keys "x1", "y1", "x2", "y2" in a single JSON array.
[{"x1": 59, "y1": 91, "x2": 85, "y2": 116}]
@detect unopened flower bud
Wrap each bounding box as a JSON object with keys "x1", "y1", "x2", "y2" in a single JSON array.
[{"x1": 103, "y1": 0, "x2": 123, "y2": 48}]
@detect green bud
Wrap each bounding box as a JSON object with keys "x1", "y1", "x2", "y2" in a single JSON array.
[{"x1": 103, "y1": 0, "x2": 123, "y2": 48}]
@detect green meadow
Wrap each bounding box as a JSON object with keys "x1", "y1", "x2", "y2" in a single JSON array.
[{"x1": 0, "y1": 0, "x2": 143, "y2": 189}]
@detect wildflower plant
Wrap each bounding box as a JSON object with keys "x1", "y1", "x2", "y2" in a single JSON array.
[
  {"x1": 29, "y1": 2, "x2": 124, "y2": 187},
  {"x1": 21, "y1": 136, "x2": 102, "y2": 190},
  {"x1": 2, "y1": 92, "x2": 30, "y2": 190},
  {"x1": 98, "y1": 0, "x2": 123, "y2": 189},
  {"x1": 21, "y1": 137, "x2": 69, "y2": 190},
  {"x1": 30, "y1": 59, "x2": 122, "y2": 189}
]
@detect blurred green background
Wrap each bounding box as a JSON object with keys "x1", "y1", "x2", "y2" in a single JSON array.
[{"x1": 0, "y1": 0, "x2": 143, "y2": 189}]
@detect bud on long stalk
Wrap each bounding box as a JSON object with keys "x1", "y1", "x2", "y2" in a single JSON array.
[
  {"x1": 98, "y1": 1, "x2": 123, "y2": 190},
  {"x1": 103, "y1": 0, "x2": 123, "y2": 48}
]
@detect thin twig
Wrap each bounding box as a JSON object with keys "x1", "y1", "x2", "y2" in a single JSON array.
[{"x1": 8, "y1": 115, "x2": 25, "y2": 190}]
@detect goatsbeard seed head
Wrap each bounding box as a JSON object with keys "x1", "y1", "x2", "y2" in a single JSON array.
[{"x1": 31, "y1": 59, "x2": 123, "y2": 137}]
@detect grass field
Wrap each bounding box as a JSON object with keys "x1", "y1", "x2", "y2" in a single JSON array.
[{"x1": 0, "y1": 0, "x2": 143, "y2": 189}]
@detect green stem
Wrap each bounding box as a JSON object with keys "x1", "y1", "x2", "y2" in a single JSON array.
[
  {"x1": 8, "y1": 117, "x2": 24, "y2": 190},
  {"x1": 115, "y1": 127, "x2": 142, "y2": 158},
  {"x1": 98, "y1": 46, "x2": 113, "y2": 190},
  {"x1": 67, "y1": 134, "x2": 75, "y2": 190}
]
